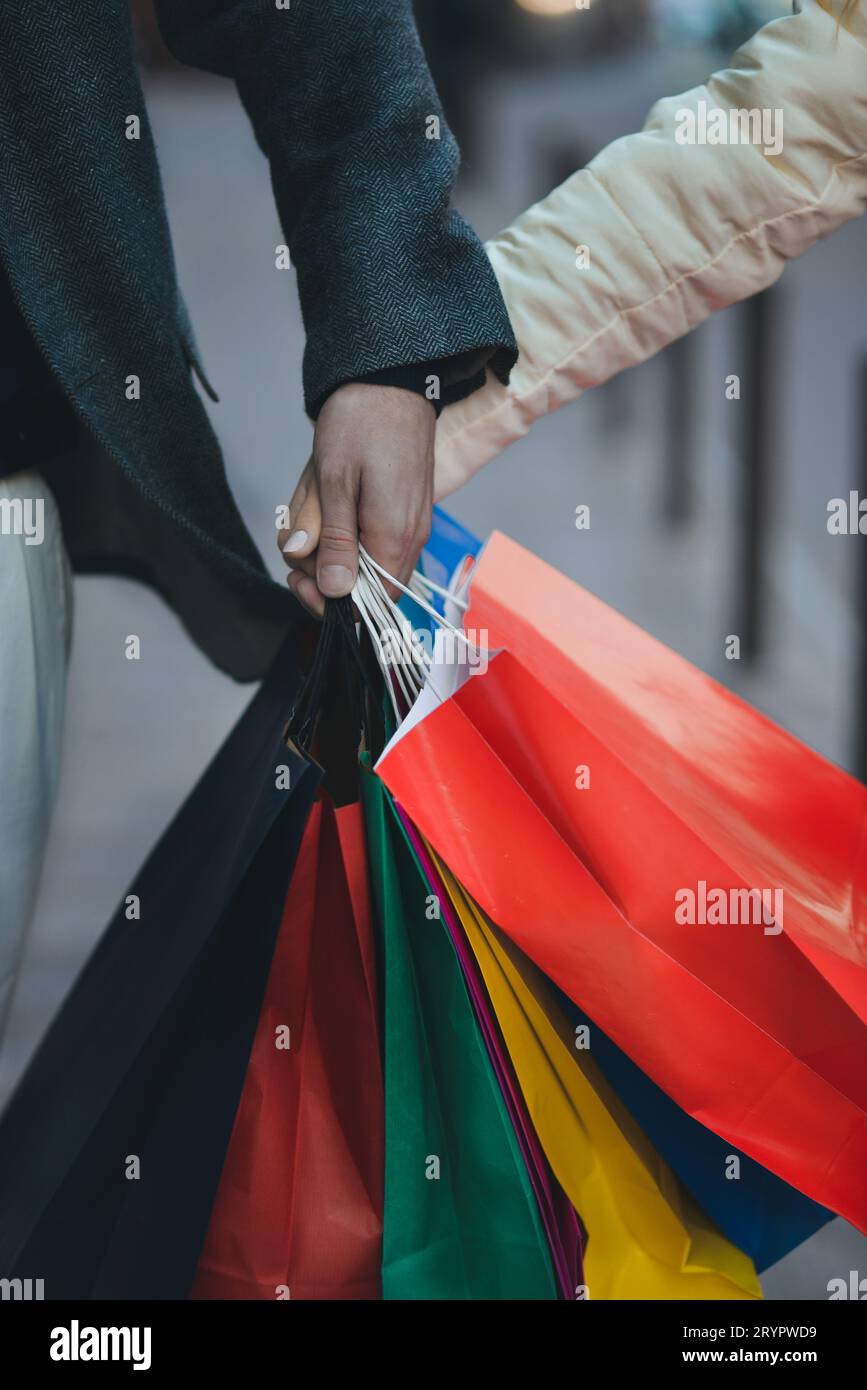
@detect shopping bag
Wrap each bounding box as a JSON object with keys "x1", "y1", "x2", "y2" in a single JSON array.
[
  {"x1": 417, "y1": 504, "x2": 482, "y2": 589},
  {"x1": 412, "y1": 512, "x2": 831, "y2": 1273},
  {"x1": 377, "y1": 534, "x2": 867, "y2": 1231},
  {"x1": 557, "y1": 993, "x2": 832, "y2": 1273},
  {"x1": 400, "y1": 504, "x2": 480, "y2": 640},
  {"x1": 466, "y1": 531, "x2": 867, "y2": 1022},
  {"x1": 431, "y1": 852, "x2": 760, "y2": 1301},
  {"x1": 0, "y1": 633, "x2": 320, "y2": 1299},
  {"x1": 361, "y1": 766, "x2": 559, "y2": 1300},
  {"x1": 192, "y1": 795, "x2": 384, "y2": 1300},
  {"x1": 396, "y1": 806, "x2": 584, "y2": 1300}
]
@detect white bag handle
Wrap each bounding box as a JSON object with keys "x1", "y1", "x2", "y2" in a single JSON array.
[{"x1": 352, "y1": 547, "x2": 482, "y2": 725}]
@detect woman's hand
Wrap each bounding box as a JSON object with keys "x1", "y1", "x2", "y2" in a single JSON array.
[{"x1": 277, "y1": 382, "x2": 435, "y2": 618}]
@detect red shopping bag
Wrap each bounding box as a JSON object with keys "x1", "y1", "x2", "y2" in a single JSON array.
[
  {"x1": 471, "y1": 533, "x2": 867, "y2": 1021},
  {"x1": 377, "y1": 533, "x2": 867, "y2": 1232},
  {"x1": 192, "y1": 795, "x2": 384, "y2": 1300}
]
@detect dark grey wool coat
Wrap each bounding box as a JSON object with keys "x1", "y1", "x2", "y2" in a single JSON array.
[{"x1": 0, "y1": 1, "x2": 516, "y2": 676}]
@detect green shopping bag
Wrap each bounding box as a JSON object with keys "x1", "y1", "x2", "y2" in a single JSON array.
[{"x1": 360, "y1": 765, "x2": 557, "y2": 1300}]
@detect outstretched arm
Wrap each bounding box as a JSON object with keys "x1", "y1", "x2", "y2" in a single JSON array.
[{"x1": 434, "y1": 0, "x2": 867, "y2": 500}]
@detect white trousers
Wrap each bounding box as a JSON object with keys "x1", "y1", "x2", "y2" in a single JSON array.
[{"x1": 0, "y1": 470, "x2": 71, "y2": 1040}]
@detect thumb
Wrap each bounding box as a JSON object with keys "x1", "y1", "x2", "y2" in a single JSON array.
[
  {"x1": 280, "y1": 487, "x2": 321, "y2": 573},
  {"x1": 317, "y1": 466, "x2": 359, "y2": 598}
]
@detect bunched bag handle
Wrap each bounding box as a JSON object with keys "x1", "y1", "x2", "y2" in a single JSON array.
[
  {"x1": 286, "y1": 547, "x2": 483, "y2": 770},
  {"x1": 352, "y1": 547, "x2": 480, "y2": 725},
  {"x1": 285, "y1": 595, "x2": 374, "y2": 756}
]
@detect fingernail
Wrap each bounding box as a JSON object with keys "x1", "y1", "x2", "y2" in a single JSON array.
[
  {"x1": 318, "y1": 564, "x2": 354, "y2": 596},
  {"x1": 282, "y1": 530, "x2": 308, "y2": 554}
]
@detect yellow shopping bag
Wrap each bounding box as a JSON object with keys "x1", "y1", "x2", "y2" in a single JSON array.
[{"x1": 433, "y1": 853, "x2": 761, "y2": 1302}]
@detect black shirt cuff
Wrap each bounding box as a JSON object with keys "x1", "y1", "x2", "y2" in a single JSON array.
[{"x1": 343, "y1": 362, "x2": 445, "y2": 416}]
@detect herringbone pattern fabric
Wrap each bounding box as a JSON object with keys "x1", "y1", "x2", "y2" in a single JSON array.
[{"x1": 0, "y1": 0, "x2": 516, "y2": 676}]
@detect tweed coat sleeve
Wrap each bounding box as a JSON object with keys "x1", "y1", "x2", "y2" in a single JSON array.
[{"x1": 153, "y1": 0, "x2": 517, "y2": 418}]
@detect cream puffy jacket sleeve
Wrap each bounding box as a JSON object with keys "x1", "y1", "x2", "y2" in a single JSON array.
[{"x1": 434, "y1": 0, "x2": 867, "y2": 500}]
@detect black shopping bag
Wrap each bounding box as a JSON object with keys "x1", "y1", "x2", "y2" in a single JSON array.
[{"x1": 0, "y1": 632, "x2": 320, "y2": 1299}]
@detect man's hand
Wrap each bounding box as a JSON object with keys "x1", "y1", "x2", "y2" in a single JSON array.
[{"x1": 277, "y1": 382, "x2": 435, "y2": 618}]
